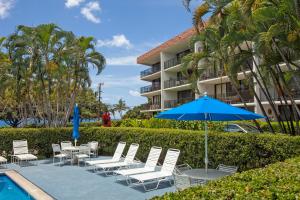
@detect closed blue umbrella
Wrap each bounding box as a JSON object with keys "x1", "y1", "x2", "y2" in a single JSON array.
[
  {"x1": 156, "y1": 93, "x2": 264, "y2": 171},
  {"x1": 72, "y1": 104, "x2": 80, "y2": 146}
]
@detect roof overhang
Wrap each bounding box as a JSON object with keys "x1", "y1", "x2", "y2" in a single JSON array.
[{"x1": 137, "y1": 28, "x2": 197, "y2": 66}]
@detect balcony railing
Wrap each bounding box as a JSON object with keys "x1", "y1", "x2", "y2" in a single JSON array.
[
  {"x1": 141, "y1": 103, "x2": 161, "y2": 111},
  {"x1": 140, "y1": 83, "x2": 161, "y2": 94},
  {"x1": 208, "y1": 90, "x2": 254, "y2": 104},
  {"x1": 164, "y1": 78, "x2": 190, "y2": 89},
  {"x1": 140, "y1": 67, "x2": 161, "y2": 78},
  {"x1": 260, "y1": 89, "x2": 300, "y2": 101},
  {"x1": 200, "y1": 63, "x2": 253, "y2": 81},
  {"x1": 164, "y1": 97, "x2": 194, "y2": 109},
  {"x1": 164, "y1": 58, "x2": 180, "y2": 69},
  {"x1": 200, "y1": 69, "x2": 225, "y2": 80}
]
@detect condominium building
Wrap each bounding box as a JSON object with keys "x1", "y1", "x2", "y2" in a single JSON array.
[{"x1": 137, "y1": 28, "x2": 300, "y2": 119}]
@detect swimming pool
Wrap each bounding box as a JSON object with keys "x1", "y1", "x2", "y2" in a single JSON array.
[{"x1": 0, "y1": 174, "x2": 34, "y2": 200}]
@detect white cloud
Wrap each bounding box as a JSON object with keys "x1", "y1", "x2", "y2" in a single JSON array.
[
  {"x1": 106, "y1": 56, "x2": 138, "y2": 66},
  {"x1": 97, "y1": 34, "x2": 132, "y2": 49},
  {"x1": 0, "y1": 0, "x2": 14, "y2": 19},
  {"x1": 65, "y1": 0, "x2": 85, "y2": 8},
  {"x1": 129, "y1": 90, "x2": 140, "y2": 97},
  {"x1": 81, "y1": 1, "x2": 101, "y2": 23}
]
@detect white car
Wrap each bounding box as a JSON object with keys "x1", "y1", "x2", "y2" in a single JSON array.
[{"x1": 224, "y1": 123, "x2": 261, "y2": 133}]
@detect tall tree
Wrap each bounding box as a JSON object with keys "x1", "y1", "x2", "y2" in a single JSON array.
[
  {"x1": 0, "y1": 24, "x2": 106, "y2": 127},
  {"x1": 114, "y1": 99, "x2": 129, "y2": 119},
  {"x1": 182, "y1": 0, "x2": 300, "y2": 134}
]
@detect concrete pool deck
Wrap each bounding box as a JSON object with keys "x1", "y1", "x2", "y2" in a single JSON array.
[{"x1": 2, "y1": 157, "x2": 175, "y2": 200}]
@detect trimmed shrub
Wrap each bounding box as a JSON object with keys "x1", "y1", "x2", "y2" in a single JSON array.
[
  {"x1": 0, "y1": 127, "x2": 299, "y2": 171},
  {"x1": 152, "y1": 156, "x2": 300, "y2": 200}
]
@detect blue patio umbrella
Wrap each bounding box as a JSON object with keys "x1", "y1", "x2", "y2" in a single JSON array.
[
  {"x1": 156, "y1": 93, "x2": 264, "y2": 171},
  {"x1": 72, "y1": 104, "x2": 80, "y2": 146}
]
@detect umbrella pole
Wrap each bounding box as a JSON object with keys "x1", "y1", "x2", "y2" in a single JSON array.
[
  {"x1": 75, "y1": 139, "x2": 77, "y2": 147},
  {"x1": 205, "y1": 120, "x2": 208, "y2": 173}
]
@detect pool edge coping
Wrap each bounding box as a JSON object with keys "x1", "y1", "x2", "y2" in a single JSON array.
[{"x1": 4, "y1": 170, "x2": 54, "y2": 200}]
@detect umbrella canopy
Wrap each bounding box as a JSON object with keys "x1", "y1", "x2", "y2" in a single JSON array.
[
  {"x1": 72, "y1": 104, "x2": 80, "y2": 145},
  {"x1": 156, "y1": 94, "x2": 264, "y2": 171},
  {"x1": 156, "y1": 95, "x2": 264, "y2": 121}
]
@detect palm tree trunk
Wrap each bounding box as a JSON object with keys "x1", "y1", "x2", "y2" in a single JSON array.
[
  {"x1": 269, "y1": 68, "x2": 293, "y2": 134},
  {"x1": 228, "y1": 74, "x2": 263, "y2": 131},
  {"x1": 243, "y1": 43, "x2": 286, "y2": 133}
]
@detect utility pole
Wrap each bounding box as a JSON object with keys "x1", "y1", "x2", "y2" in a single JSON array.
[
  {"x1": 98, "y1": 83, "x2": 104, "y2": 120},
  {"x1": 98, "y1": 82, "x2": 104, "y2": 102}
]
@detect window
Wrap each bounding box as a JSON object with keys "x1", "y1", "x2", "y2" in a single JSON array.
[
  {"x1": 152, "y1": 95, "x2": 161, "y2": 105},
  {"x1": 178, "y1": 90, "x2": 194, "y2": 100}
]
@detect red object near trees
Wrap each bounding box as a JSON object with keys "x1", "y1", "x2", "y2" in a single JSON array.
[{"x1": 102, "y1": 112, "x2": 111, "y2": 127}]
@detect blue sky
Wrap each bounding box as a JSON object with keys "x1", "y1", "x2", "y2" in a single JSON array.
[{"x1": 0, "y1": 0, "x2": 200, "y2": 108}]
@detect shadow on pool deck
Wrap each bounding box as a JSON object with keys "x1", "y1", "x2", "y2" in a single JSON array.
[{"x1": 5, "y1": 157, "x2": 175, "y2": 200}]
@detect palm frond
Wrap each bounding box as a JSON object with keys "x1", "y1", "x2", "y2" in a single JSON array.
[{"x1": 193, "y1": 2, "x2": 210, "y2": 32}]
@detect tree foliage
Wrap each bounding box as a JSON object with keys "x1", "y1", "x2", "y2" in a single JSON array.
[
  {"x1": 182, "y1": 0, "x2": 300, "y2": 135},
  {"x1": 122, "y1": 105, "x2": 151, "y2": 119},
  {"x1": 0, "y1": 24, "x2": 105, "y2": 127}
]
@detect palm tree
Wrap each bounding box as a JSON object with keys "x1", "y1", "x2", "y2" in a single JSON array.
[
  {"x1": 181, "y1": 0, "x2": 300, "y2": 134},
  {"x1": 2, "y1": 23, "x2": 106, "y2": 127},
  {"x1": 114, "y1": 99, "x2": 129, "y2": 119},
  {"x1": 108, "y1": 105, "x2": 116, "y2": 119}
]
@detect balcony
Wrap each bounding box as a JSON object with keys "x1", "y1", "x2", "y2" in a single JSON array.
[
  {"x1": 164, "y1": 58, "x2": 180, "y2": 69},
  {"x1": 260, "y1": 89, "x2": 300, "y2": 101},
  {"x1": 210, "y1": 90, "x2": 254, "y2": 104},
  {"x1": 140, "y1": 83, "x2": 161, "y2": 94},
  {"x1": 140, "y1": 67, "x2": 161, "y2": 78},
  {"x1": 200, "y1": 63, "x2": 253, "y2": 81},
  {"x1": 141, "y1": 103, "x2": 161, "y2": 111},
  {"x1": 200, "y1": 69, "x2": 224, "y2": 80},
  {"x1": 164, "y1": 97, "x2": 194, "y2": 109},
  {"x1": 164, "y1": 78, "x2": 190, "y2": 89}
]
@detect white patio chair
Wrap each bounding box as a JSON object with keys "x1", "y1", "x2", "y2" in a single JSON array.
[
  {"x1": 174, "y1": 173, "x2": 192, "y2": 191},
  {"x1": 52, "y1": 144, "x2": 67, "y2": 166},
  {"x1": 129, "y1": 148, "x2": 180, "y2": 191},
  {"x1": 12, "y1": 140, "x2": 37, "y2": 166},
  {"x1": 174, "y1": 164, "x2": 206, "y2": 191},
  {"x1": 217, "y1": 164, "x2": 238, "y2": 174},
  {"x1": 94, "y1": 143, "x2": 140, "y2": 175},
  {"x1": 88, "y1": 141, "x2": 98, "y2": 157},
  {"x1": 76, "y1": 144, "x2": 91, "y2": 166},
  {"x1": 0, "y1": 156, "x2": 7, "y2": 168},
  {"x1": 85, "y1": 141, "x2": 126, "y2": 166},
  {"x1": 60, "y1": 141, "x2": 72, "y2": 151},
  {"x1": 114, "y1": 146, "x2": 162, "y2": 183}
]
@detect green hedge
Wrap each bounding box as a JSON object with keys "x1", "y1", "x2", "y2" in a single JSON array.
[
  {"x1": 0, "y1": 127, "x2": 299, "y2": 171},
  {"x1": 9, "y1": 118, "x2": 291, "y2": 133},
  {"x1": 152, "y1": 156, "x2": 300, "y2": 200},
  {"x1": 114, "y1": 118, "x2": 285, "y2": 133}
]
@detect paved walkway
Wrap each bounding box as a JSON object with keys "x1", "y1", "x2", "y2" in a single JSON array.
[{"x1": 5, "y1": 157, "x2": 174, "y2": 200}]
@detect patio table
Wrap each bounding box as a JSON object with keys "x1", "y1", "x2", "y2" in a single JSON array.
[
  {"x1": 63, "y1": 146, "x2": 80, "y2": 164},
  {"x1": 183, "y1": 168, "x2": 231, "y2": 181}
]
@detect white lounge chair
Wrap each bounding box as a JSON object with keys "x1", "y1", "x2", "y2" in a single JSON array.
[
  {"x1": 85, "y1": 141, "x2": 126, "y2": 166},
  {"x1": 94, "y1": 143, "x2": 140, "y2": 175},
  {"x1": 0, "y1": 156, "x2": 7, "y2": 167},
  {"x1": 52, "y1": 144, "x2": 68, "y2": 166},
  {"x1": 12, "y1": 140, "x2": 37, "y2": 166},
  {"x1": 114, "y1": 146, "x2": 162, "y2": 183},
  {"x1": 129, "y1": 148, "x2": 180, "y2": 191}
]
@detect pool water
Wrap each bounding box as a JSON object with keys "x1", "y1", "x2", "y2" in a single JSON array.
[{"x1": 0, "y1": 175, "x2": 34, "y2": 200}]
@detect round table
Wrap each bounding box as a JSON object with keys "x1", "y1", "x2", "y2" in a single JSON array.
[
  {"x1": 62, "y1": 146, "x2": 80, "y2": 164},
  {"x1": 183, "y1": 169, "x2": 231, "y2": 180}
]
